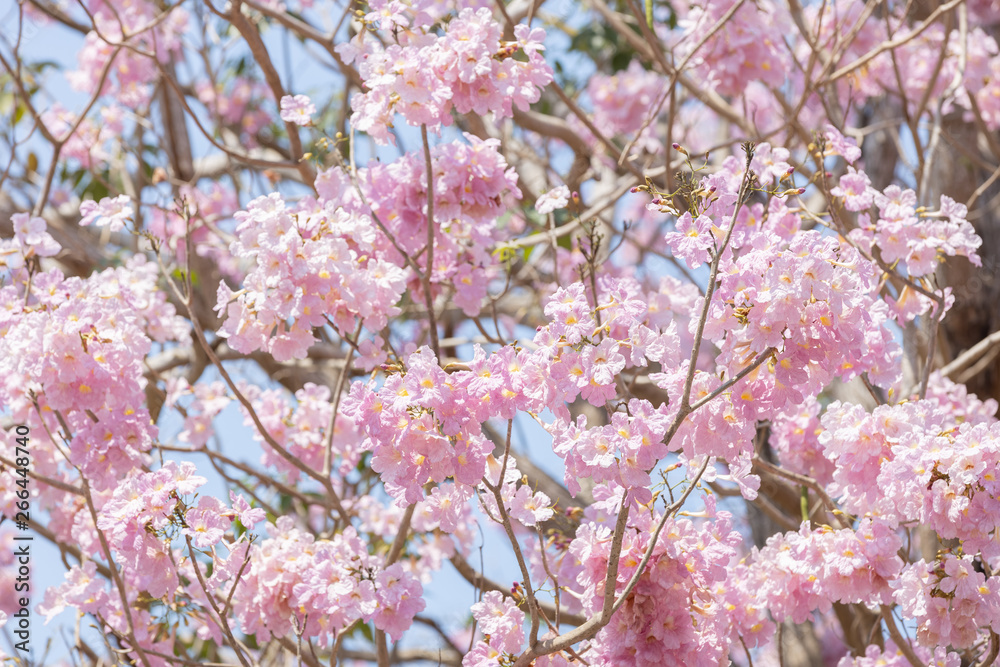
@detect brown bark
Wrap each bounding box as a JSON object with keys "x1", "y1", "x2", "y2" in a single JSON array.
[{"x1": 931, "y1": 117, "x2": 1000, "y2": 407}]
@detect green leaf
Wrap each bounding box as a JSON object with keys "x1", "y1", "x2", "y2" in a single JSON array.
[
  {"x1": 567, "y1": 23, "x2": 640, "y2": 74},
  {"x1": 0, "y1": 90, "x2": 13, "y2": 117},
  {"x1": 84, "y1": 179, "x2": 109, "y2": 202},
  {"x1": 611, "y1": 51, "x2": 634, "y2": 73}
]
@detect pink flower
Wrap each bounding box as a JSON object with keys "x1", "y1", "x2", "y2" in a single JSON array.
[
  {"x1": 420, "y1": 483, "x2": 471, "y2": 533},
  {"x1": 751, "y1": 143, "x2": 792, "y2": 186},
  {"x1": 580, "y1": 338, "x2": 626, "y2": 386},
  {"x1": 664, "y1": 212, "x2": 714, "y2": 269},
  {"x1": 230, "y1": 491, "x2": 266, "y2": 528},
  {"x1": 535, "y1": 185, "x2": 570, "y2": 214},
  {"x1": 678, "y1": 0, "x2": 789, "y2": 97},
  {"x1": 38, "y1": 562, "x2": 109, "y2": 622},
  {"x1": 364, "y1": 0, "x2": 409, "y2": 29},
  {"x1": 279, "y1": 94, "x2": 315, "y2": 125},
  {"x1": 514, "y1": 24, "x2": 546, "y2": 56},
  {"x1": 831, "y1": 167, "x2": 874, "y2": 211},
  {"x1": 373, "y1": 563, "x2": 426, "y2": 641},
  {"x1": 10, "y1": 213, "x2": 60, "y2": 257},
  {"x1": 543, "y1": 283, "x2": 595, "y2": 343},
  {"x1": 824, "y1": 124, "x2": 863, "y2": 164},
  {"x1": 79, "y1": 195, "x2": 132, "y2": 232},
  {"x1": 471, "y1": 591, "x2": 524, "y2": 654},
  {"x1": 587, "y1": 61, "x2": 665, "y2": 153},
  {"x1": 863, "y1": 186, "x2": 984, "y2": 276},
  {"x1": 348, "y1": 8, "x2": 552, "y2": 142},
  {"x1": 464, "y1": 642, "x2": 503, "y2": 666},
  {"x1": 507, "y1": 484, "x2": 553, "y2": 527},
  {"x1": 184, "y1": 496, "x2": 231, "y2": 548}
]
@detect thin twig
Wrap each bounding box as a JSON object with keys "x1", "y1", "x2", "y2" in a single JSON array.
[
  {"x1": 420, "y1": 125, "x2": 440, "y2": 357},
  {"x1": 753, "y1": 456, "x2": 850, "y2": 529},
  {"x1": 182, "y1": 535, "x2": 255, "y2": 667},
  {"x1": 826, "y1": 0, "x2": 964, "y2": 83},
  {"x1": 879, "y1": 606, "x2": 923, "y2": 667}
]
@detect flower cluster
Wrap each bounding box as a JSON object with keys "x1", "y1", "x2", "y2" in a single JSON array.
[
  {"x1": 195, "y1": 77, "x2": 274, "y2": 144},
  {"x1": 238, "y1": 382, "x2": 365, "y2": 480},
  {"x1": 216, "y1": 192, "x2": 408, "y2": 361},
  {"x1": 547, "y1": 399, "x2": 672, "y2": 500},
  {"x1": 96, "y1": 462, "x2": 208, "y2": 598},
  {"x1": 568, "y1": 498, "x2": 771, "y2": 666},
  {"x1": 840, "y1": 180, "x2": 983, "y2": 277},
  {"x1": 768, "y1": 395, "x2": 835, "y2": 485},
  {"x1": 0, "y1": 213, "x2": 60, "y2": 273},
  {"x1": 532, "y1": 278, "x2": 684, "y2": 496},
  {"x1": 342, "y1": 346, "x2": 498, "y2": 504},
  {"x1": 480, "y1": 454, "x2": 555, "y2": 528},
  {"x1": 410, "y1": 482, "x2": 479, "y2": 551},
  {"x1": 233, "y1": 516, "x2": 425, "y2": 643},
  {"x1": 838, "y1": 642, "x2": 960, "y2": 667},
  {"x1": 0, "y1": 254, "x2": 185, "y2": 487},
  {"x1": 43, "y1": 482, "x2": 261, "y2": 664},
  {"x1": 818, "y1": 399, "x2": 1000, "y2": 560},
  {"x1": 279, "y1": 94, "x2": 315, "y2": 126},
  {"x1": 466, "y1": 591, "x2": 525, "y2": 661},
  {"x1": 166, "y1": 379, "x2": 230, "y2": 449},
  {"x1": 585, "y1": 61, "x2": 666, "y2": 154},
  {"x1": 68, "y1": 0, "x2": 188, "y2": 108},
  {"x1": 923, "y1": 371, "x2": 1000, "y2": 425},
  {"x1": 347, "y1": 296, "x2": 674, "y2": 507},
  {"x1": 320, "y1": 133, "x2": 521, "y2": 316},
  {"x1": 39, "y1": 561, "x2": 110, "y2": 623},
  {"x1": 712, "y1": 228, "x2": 900, "y2": 400},
  {"x1": 675, "y1": 0, "x2": 790, "y2": 97},
  {"x1": 636, "y1": 164, "x2": 901, "y2": 491},
  {"x1": 341, "y1": 7, "x2": 552, "y2": 143},
  {"x1": 535, "y1": 185, "x2": 571, "y2": 215},
  {"x1": 115, "y1": 254, "x2": 192, "y2": 342},
  {"x1": 67, "y1": 406, "x2": 156, "y2": 493},
  {"x1": 41, "y1": 104, "x2": 125, "y2": 170},
  {"x1": 647, "y1": 152, "x2": 902, "y2": 416},
  {"x1": 79, "y1": 194, "x2": 133, "y2": 232},
  {"x1": 893, "y1": 555, "x2": 1000, "y2": 648},
  {"x1": 821, "y1": 125, "x2": 863, "y2": 165},
  {"x1": 746, "y1": 517, "x2": 903, "y2": 624}
]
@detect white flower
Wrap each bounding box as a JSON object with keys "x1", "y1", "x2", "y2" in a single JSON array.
[{"x1": 535, "y1": 185, "x2": 570, "y2": 214}]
